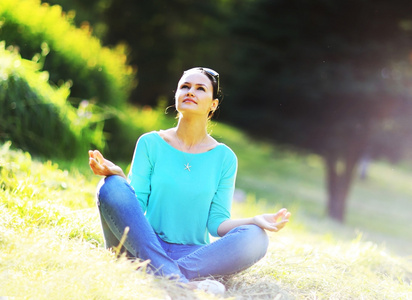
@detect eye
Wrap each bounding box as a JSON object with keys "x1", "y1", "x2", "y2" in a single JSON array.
[
  {"x1": 180, "y1": 84, "x2": 189, "y2": 89},
  {"x1": 197, "y1": 86, "x2": 206, "y2": 91}
]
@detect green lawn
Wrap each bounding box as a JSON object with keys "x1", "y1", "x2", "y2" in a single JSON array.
[
  {"x1": 1, "y1": 121, "x2": 411, "y2": 299},
  {"x1": 212, "y1": 123, "x2": 412, "y2": 257}
]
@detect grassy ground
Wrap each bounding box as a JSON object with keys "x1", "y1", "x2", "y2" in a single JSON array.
[
  {"x1": 212, "y1": 123, "x2": 412, "y2": 257},
  {"x1": 1, "y1": 121, "x2": 412, "y2": 299}
]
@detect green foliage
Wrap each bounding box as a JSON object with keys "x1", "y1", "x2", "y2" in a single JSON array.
[
  {"x1": 103, "y1": 102, "x2": 176, "y2": 161},
  {"x1": 0, "y1": 142, "x2": 101, "y2": 241},
  {"x1": 101, "y1": 0, "x2": 231, "y2": 106},
  {"x1": 0, "y1": 44, "x2": 105, "y2": 158},
  {"x1": 42, "y1": 0, "x2": 110, "y2": 39},
  {"x1": 222, "y1": 0, "x2": 412, "y2": 222},
  {"x1": 226, "y1": 0, "x2": 412, "y2": 151},
  {"x1": 0, "y1": 0, "x2": 135, "y2": 107}
]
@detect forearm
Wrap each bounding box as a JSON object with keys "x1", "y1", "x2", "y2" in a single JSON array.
[
  {"x1": 217, "y1": 209, "x2": 291, "y2": 236},
  {"x1": 217, "y1": 217, "x2": 254, "y2": 236}
]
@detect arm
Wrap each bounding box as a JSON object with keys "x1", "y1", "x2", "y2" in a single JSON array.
[
  {"x1": 88, "y1": 150, "x2": 126, "y2": 179},
  {"x1": 127, "y1": 134, "x2": 154, "y2": 212},
  {"x1": 206, "y1": 150, "x2": 237, "y2": 237},
  {"x1": 217, "y1": 208, "x2": 291, "y2": 236}
]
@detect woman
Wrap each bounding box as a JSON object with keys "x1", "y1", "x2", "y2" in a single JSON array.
[{"x1": 89, "y1": 67, "x2": 291, "y2": 294}]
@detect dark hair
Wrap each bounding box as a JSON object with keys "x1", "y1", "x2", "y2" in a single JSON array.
[{"x1": 183, "y1": 67, "x2": 221, "y2": 100}]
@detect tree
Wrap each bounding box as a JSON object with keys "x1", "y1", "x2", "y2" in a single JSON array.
[
  {"x1": 38, "y1": 0, "x2": 412, "y2": 221},
  {"x1": 226, "y1": 0, "x2": 412, "y2": 222},
  {"x1": 42, "y1": 0, "x2": 109, "y2": 38},
  {"x1": 2, "y1": 0, "x2": 134, "y2": 107},
  {"x1": 101, "y1": 0, "x2": 234, "y2": 105}
]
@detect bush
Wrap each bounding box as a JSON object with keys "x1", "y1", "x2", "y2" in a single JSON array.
[
  {"x1": 102, "y1": 102, "x2": 176, "y2": 161},
  {"x1": 0, "y1": 43, "x2": 105, "y2": 158},
  {"x1": 0, "y1": 0, "x2": 135, "y2": 107}
]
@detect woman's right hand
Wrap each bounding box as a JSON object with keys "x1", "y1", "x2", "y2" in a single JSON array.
[{"x1": 88, "y1": 150, "x2": 126, "y2": 178}]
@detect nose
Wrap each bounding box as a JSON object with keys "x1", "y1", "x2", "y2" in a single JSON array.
[{"x1": 186, "y1": 87, "x2": 195, "y2": 96}]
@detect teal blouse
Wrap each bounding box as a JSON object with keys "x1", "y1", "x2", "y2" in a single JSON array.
[{"x1": 128, "y1": 131, "x2": 238, "y2": 245}]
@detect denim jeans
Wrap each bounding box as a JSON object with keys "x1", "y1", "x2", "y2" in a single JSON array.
[{"x1": 96, "y1": 175, "x2": 269, "y2": 283}]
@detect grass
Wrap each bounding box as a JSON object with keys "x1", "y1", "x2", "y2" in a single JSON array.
[
  {"x1": 1, "y1": 120, "x2": 412, "y2": 299},
  {"x1": 212, "y1": 123, "x2": 412, "y2": 256}
]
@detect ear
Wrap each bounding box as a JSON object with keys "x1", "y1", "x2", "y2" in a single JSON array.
[{"x1": 211, "y1": 99, "x2": 219, "y2": 111}]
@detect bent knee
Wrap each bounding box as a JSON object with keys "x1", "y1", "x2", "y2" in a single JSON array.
[
  {"x1": 237, "y1": 224, "x2": 268, "y2": 238},
  {"x1": 100, "y1": 175, "x2": 126, "y2": 189},
  {"x1": 234, "y1": 225, "x2": 269, "y2": 262},
  {"x1": 96, "y1": 175, "x2": 129, "y2": 205},
  {"x1": 246, "y1": 224, "x2": 269, "y2": 247},
  {"x1": 234, "y1": 224, "x2": 269, "y2": 254}
]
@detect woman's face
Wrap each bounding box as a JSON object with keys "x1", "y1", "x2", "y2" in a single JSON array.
[{"x1": 175, "y1": 71, "x2": 218, "y2": 118}]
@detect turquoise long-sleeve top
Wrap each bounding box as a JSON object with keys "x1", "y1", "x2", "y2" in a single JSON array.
[{"x1": 128, "y1": 131, "x2": 238, "y2": 245}]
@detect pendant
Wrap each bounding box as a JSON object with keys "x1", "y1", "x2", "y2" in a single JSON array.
[{"x1": 184, "y1": 163, "x2": 192, "y2": 171}]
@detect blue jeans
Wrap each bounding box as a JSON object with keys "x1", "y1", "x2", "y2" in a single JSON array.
[{"x1": 96, "y1": 175, "x2": 269, "y2": 283}]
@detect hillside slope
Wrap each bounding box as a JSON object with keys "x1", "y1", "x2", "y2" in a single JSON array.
[{"x1": 1, "y1": 122, "x2": 411, "y2": 299}]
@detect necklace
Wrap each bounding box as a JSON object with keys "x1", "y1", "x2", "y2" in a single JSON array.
[{"x1": 175, "y1": 131, "x2": 208, "y2": 172}]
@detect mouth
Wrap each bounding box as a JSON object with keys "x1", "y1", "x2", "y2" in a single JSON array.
[{"x1": 183, "y1": 98, "x2": 197, "y2": 104}]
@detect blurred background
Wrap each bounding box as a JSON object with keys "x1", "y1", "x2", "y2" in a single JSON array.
[{"x1": 1, "y1": 0, "x2": 412, "y2": 255}]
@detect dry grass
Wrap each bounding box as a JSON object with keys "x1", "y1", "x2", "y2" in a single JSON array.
[
  {"x1": 1, "y1": 134, "x2": 412, "y2": 299},
  {"x1": 0, "y1": 227, "x2": 223, "y2": 300},
  {"x1": 229, "y1": 200, "x2": 412, "y2": 299}
]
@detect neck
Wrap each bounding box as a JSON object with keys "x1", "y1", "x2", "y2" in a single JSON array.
[{"x1": 175, "y1": 116, "x2": 208, "y2": 148}]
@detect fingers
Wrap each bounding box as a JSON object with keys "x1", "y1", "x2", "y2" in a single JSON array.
[
  {"x1": 89, "y1": 150, "x2": 97, "y2": 158},
  {"x1": 276, "y1": 208, "x2": 291, "y2": 220},
  {"x1": 94, "y1": 150, "x2": 105, "y2": 163},
  {"x1": 277, "y1": 219, "x2": 289, "y2": 227},
  {"x1": 265, "y1": 221, "x2": 288, "y2": 232},
  {"x1": 267, "y1": 210, "x2": 291, "y2": 232},
  {"x1": 277, "y1": 208, "x2": 288, "y2": 217},
  {"x1": 265, "y1": 226, "x2": 279, "y2": 232},
  {"x1": 89, "y1": 150, "x2": 104, "y2": 162},
  {"x1": 88, "y1": 150, "x2": 105, "y2": 175},
  {"x1": 254, "y1": 212, "x2": 290, "y2": 232},
  {"x1": 89, "y1": 150, "x2": 99, "y2": 164},
  {"x1": 265, "y1": 222, "x2": 285, "y2": 232},
  {"x1": 89, "y1": 156, "x2": 99, "y2": 168},
  {"x1": 89, "y1": 157, "x2": 103, "y2": 175}
]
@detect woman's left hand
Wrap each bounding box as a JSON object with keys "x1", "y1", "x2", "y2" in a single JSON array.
[{"x1": 253, "y1": 208, "x2": 291, "y2": 232}]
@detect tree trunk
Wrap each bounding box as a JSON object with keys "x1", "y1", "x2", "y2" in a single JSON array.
[{"x1": 325, "y1": 151, "x2": 359, "y2": 222}]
